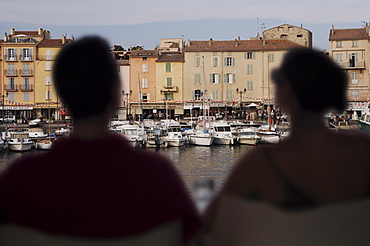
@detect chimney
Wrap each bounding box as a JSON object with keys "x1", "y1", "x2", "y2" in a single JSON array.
[
  {"x1": 187, "y1": 39, "x2": 191, "y2": 46},
  {"x1": 238, "y1": 36, "x2": 241, "y2": 40},
  {"x1": 38, "y1": 28, "x2": 43, "y2": 35},
  {"x1": 209, "y1": 38, "x2": 213, "y2": 45},
  {"x1": 10, "y1": 28, "x2": 15, "y2": 35},
  {"x1": 235, "y1": 39, "x2": 238, "y2": 47},
  {"x1": 62, "y1": 35, "x2": 66, "y2": 44},
  {"x1": 4, "y1": 32, "x2": 8, "y2": 42}
]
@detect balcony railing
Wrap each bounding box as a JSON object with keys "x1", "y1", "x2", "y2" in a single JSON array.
[
  {"x1": 19, "y1": 84, "x2": 34, "y2": 92},
  {"x1": 4, "y1": 69, "x2": 18, "y2": 76},
  {"x1": 4, "y1": 56, "x2": 17, "y2": 61},
  {"x1": 4, "y1": 84, "x2": 18, "y2": 92},
  {"x1": 340, "y1": 61, "x2": 365, "y2": 69},
  {"x1": 162, "y1": 86, "x2": 178, "y2": 92},
  {"x1": 19, "y1": 55, "x2": 33, "y2": 61},
  {"x1": 19, "y1": 69, "x2": 33, "y2": 76}
]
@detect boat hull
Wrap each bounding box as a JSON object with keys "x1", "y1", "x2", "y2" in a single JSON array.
[
  {"x1": 188, "y1": 134, "x2": 213, "y2": 146},
  {"x1": 8, "y1": 142, "x2": 33, "y2": 152},
  {"x1": 236, "y1": 137, "x2": 259, "y2": 145}
]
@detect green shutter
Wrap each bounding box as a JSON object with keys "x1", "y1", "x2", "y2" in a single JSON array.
[
  {"x1": 233, "y1": 74, "x2": 236, "y2": 83},
  {"x1": 232, "y1": 57, "x2": 235, "y2": 66},
  {"x1": 210, "y1": 74, "x2": 213, "y2": 84},
  {"x1": 224, "y1": 74, "x2": 228, "y2": 84},
  {"x1": 224, "y1": 57, "x2": 227, "y2": 66}
]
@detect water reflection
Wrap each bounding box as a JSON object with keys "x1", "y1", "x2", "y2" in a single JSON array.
[{"x1": 0, "y1": 145, "x2": 253, "y2": 195}]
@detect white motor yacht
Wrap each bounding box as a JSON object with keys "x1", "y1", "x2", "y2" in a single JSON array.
[
  {"x1": 235, "y1": 127, "x2": 260, "y2": 145},
  {"x1": 160, "y1": 120, "x2": 186, "y2": 147},
  {"x1": 6, "y1": 130, "x2": 33, "y2": 152},
  {"x1": 110, "y1": 124, "x2": 144, "y2": 148},
  {"x1": 211, "y1": 121, "x2": 236, "y2": 145}
]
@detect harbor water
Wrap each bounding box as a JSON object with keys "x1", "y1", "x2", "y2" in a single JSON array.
[{"x1": 0, "y1": 144, "x2": 253, "y2": 196}]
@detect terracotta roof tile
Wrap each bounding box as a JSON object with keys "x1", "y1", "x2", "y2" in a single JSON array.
[
  {"x1": 37, "y1": 39, "x2": 72, "y2": 47},
  {"x1": 13, "y1": 31, "x2": 39, "y2": 36},
  {"x1": 156, "y1": 53, "x2": 184, "y2": 62},
  {"x1": 130, "y1": 50, "x2": 159, "y2": 57},
  {"x1": 184, "y1": 39, "x2": 303, "y2": 52},
  {"x1": 329, "y1": 28, "x2": 368, "y2": 41}
]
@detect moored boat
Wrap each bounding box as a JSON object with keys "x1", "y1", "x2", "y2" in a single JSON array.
[{"x1": 6, "y1": 130, "x2": 33, "y2": 152}]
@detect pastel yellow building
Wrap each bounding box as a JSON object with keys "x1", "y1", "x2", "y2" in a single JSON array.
[
  {"x1": 329, "y1": 25, "x2": 370, "y2": 113},
  {"x1": 1, "y1": 28, "x2": 50, "y2": 120},
  {"x1": 35, "y1": 36, "x2": 71, "y2": 119},
  {"x1": 155, "y1": 53, "x2": 184, "y2": 118}
]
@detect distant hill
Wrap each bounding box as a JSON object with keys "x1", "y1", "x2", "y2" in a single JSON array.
[{"x1": 0, "y1": 19, "x2": 363, "y2": 51}]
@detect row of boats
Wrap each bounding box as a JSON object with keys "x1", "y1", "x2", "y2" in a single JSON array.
[
  {"x1": 0, "y1": 119, "x2": 287, "y2": 152},
  {"x1": 109, "y1": 119, "x2": 286, "y2": 148}
]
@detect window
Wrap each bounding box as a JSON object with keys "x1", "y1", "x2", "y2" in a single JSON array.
[
  {"x1": 212, "y1": 57, "x2": 219, "y2": 67},
  {"x1": 166, "y1": 93, "x2": 174, "y2": 100},
  {"x1": 21, "y1": 48, "x2": 32, "y2": 60},
  {"x1": 281, "y1": 34, "x2": 288, "y2": 39},
  {"x1": 193, "y1": 89, "x2": 203, "y2": 100},
  {"x1": 226, "y1": 90, "x2": 233, "y2": 100},
  {"x1": 349, "y1": 53, "x2": 358, "y2": 67},
  {"x1": 351, "y1": 72, "x2": 358, "y2": 84},
  {"x1": 195, "y1": 57, "x2": 201, "y2": 67},
  {"x1": 8, "y1": 93, "x2": 14, "y2": 101},
  {"x1": 194, "y1": 74, "x2": 201, "y2": 84},
  {"x1": 24, "y1": 78, "x2": 30, "y2": 89},
  {"x1": 268, "y1": 54, "x2": 275, "y2": 62},
  {"x1": 336, "y1": 54, "x2": 343, "y2": 66},
  {"x1": 212, "y1": 90, "x2": 219, "y2": 100},
  {"x1": 45, "y1": 76, "x2": 51, "y2": 85},
  {"x1": 8, "y1": 78, "x2": 15, "y2": 89},
  {"x1": 336, "y1": 41, "x2": 342, "y2": 48},
  {"x1": 166, "y1": 77, "x2": 173, "y2": 86},
  {"x1": 247, "y1": 65, "x2": 253, "y2": 74},
  {"x1": 247, "y1": 81, "x2": 254, "y2": 90},
  {"x1": 6, "y1": 48, "x2": 16, "y2": 61},
  {"x1": 23, "y1": 63, "x2": 29, "y2": 75},
  {"x1": 351, "y1": 90, "x2": 359, "y2": 99},
  {"x1": 8, "y1": 64, "x2": 14, "y2": 75},
  {"x1": 142, "y1": 93, "x2": 150, "y2": 102},
  {"x1": 141, "y1": 64, "x2": 148, "y2": 73},
  {"x1": 245, "y1": 52, "x2": 255, "y2": 59},
  {"x1": 224, "y1": 73, "x2": 235, "y2": 84},
  {"x1": 227, "y1": 52, "x2": 232, "y2": 56},
  {"x1": 142, "y1": 78, "x2": 148, "y2": 88},
  {"x1": 224, "y1": 57, "x2": 235, "y2": 67},
  {"x1": 210, "y1": 74, "x2": 220, "y2": 84},
  {"x1": 24, "y1": 92, "x2": 30, "y2": 101},
  {"x1": 213, "y1": 52, "x2": 218, "y2": 56},
  {"x1": 165, "y1": 63, "x2": 172, "y2": 72},
  {"x1": 142, "y1": 57, "x2": 147, "y2": 61},
  {"x1": 46, "y1": 91, "x2": 52, "y2": 100},
  {"x1": 352, "y1": 40, "x2": 358, "y2": 47},
  {"x1": 45, "y1": 62, "x2": 51, "y2": 71},
  {"x1": 195, "y1": 52, "x2": 200, "y2": 56},
  {"x1": 46, "y1": 49, "x2": 52, "y2": 60}
]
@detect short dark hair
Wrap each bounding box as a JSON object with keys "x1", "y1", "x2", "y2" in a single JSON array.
[
  {"x1": 272, "y1": 48, "x2": 347, "y2": 112},
  {"x1": 53, "y1": 36, "x2": 120, "y2": 119}
]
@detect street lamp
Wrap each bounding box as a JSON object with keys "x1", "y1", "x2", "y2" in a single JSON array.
[
  {"x1": 122, "y1": 90, "x2": 132, "y2": 122},
  {"x1": 1, "y1": 92, "x2": 9, "y2": 124},
  {"x1": 160, "y1": 89, "x2": 170, "y2": 120},
  {"x1": 236, "y1": 88, "x2": 246, "y2": 119}
]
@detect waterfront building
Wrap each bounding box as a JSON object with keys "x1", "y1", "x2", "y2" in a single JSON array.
[
  {"x1": 129, "y1": 50, "x2": 159, "y2": 119},
  {"x1": 1, "y1": 28, "x2": 71, "y2": 122},
  {"x1": 35, "y1": 36, "x2": 71, "y2": 120},
  {"x1": 262, "y1": 24, "x2": 312, "y2": 48},
  {"x1": 329, "y1": 25, "x2": 370, "y2": 114},
  {"x1": 155, "y1": 38, "x2": 185, "y2": 119},
  {"x1": 183, "y1": 30, "x2": 305, "y2": 117}
]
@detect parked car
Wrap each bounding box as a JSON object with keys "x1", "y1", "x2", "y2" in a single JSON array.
[{"x1": 0, "y1": 115, "x2": 16, "y2": 124}]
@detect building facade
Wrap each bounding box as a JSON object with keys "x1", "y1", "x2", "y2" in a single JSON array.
[{"x1": 329, "y1": 25, "x2": 370, "y2": 114}]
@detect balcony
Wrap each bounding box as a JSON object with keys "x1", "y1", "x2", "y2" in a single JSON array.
[
  {"x1": 19, "y1": 55, "x2": 33, "y2": 61},
  {"x1": 19, "y1": 84, "x2": 34, "y2": 92},
  {"x1": 4, "y1": 56, "x2": 17, "y2": 62},
  {"x1": 19, "y1": 69, "x2": 33, "y2": 76},
  {"x1": 162, "y1": 86, "x2": 178, "y2": 92},
  {"x1": 340, "y1": 61, "x2": 365, "y2": 70},
  {"x1": 4, "y1": 70, "x2": 18, "y2": 77},
  {"x1": 4, "y1": 84, "x2": 18, "y2": 92}
]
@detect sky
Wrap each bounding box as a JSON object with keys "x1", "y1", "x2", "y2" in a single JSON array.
[{"x1": 1, "y1": 0, "x2": 369, "y2": 50}]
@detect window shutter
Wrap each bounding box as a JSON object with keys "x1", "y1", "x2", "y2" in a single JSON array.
[
  {"x1": 224, "y1": 74, "x2": 228, "y2": 83},
  {"x1": 232, "y1": 74, "x2": 236, "y2": 83},
  {"x1": 232, "y1": 57, "x2": 235, "y2": 66},
  {"x1": 192, "y1": 90, "x2": 195, "y2": 100},
  {"x1": 218, "y1": 74, "x2": 222, "y2": 83},
  {"x1": 224, "y1": 57, "x2": 227, "y2": 66},
  {"x1": 147, "y1": 93, "x2": 150, "y2": 100},
  {"x1": 252, "y1": 53, "x2": 255, "y2": 59},
  {"x1": 210, "y1": 74, "x2": 213, "y2": 84}
]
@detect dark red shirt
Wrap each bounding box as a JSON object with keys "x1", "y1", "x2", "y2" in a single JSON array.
[{"x1": 0, "y1": 134, "x2": 200, "y2": 242}]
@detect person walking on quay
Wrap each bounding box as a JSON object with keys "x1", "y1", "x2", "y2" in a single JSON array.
[
  {"x1": 203, "y1": 48, "x2": 370, "y2": 244},
  {"x1": 0, "y1": 36, "x2": 200, "y2": 244}
]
